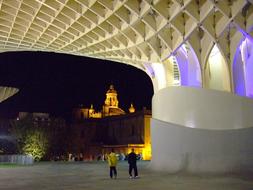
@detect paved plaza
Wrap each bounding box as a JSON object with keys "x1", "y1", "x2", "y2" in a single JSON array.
[{"x1": 0, "y1": 161, "x2": 252, "y2": 190}]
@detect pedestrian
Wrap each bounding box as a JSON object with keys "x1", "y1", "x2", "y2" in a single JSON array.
[
  {"x1": 128, "y1": 148, "x2": 138, "y2": 178},
  {"x1": 108, "y1": 149, "x2": 118, "y2": 179}
]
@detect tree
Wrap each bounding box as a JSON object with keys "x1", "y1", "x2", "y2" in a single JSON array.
[
  {"x1": 10, "y1": 114, "x2": 49, "y2": 161},
  {"x1": 22, "y1": 128, "x2": 48, "y2": 161}
]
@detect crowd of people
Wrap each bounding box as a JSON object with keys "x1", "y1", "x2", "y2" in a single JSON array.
[{"x1": 51, "y1": 150, "x2": 143, "y2": 163}]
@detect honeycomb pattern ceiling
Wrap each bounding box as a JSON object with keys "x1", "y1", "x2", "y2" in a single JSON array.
[{"x1": 0, "y1": 0, "x2": 252, "y2": 71}]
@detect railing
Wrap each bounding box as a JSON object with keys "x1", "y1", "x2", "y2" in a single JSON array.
[{"x1": 0, "y1": 155, "x2": 34, "y2": 165}]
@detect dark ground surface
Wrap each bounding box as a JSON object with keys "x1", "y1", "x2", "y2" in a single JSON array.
[{"x1": 0, "y1": 161, "x2": 253, "y2": 190}]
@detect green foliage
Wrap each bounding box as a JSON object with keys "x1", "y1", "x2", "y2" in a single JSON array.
[
  {"x1": 22, "y1": 128, "x2": 49, "y2": 161},
  {"x1": 10, "y1": 114, "x2": 49, "y2": 161}
]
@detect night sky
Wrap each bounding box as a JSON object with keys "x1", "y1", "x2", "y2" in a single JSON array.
[{"x1": 0, "y1": 51, "x2": 153, "y2": 119}]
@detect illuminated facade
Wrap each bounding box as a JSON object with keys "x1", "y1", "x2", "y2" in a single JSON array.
[
  {"x1": 128, "y1": 103, "x2": 135, "y2": 113},
  {"x1": 71, "y1": 108, "x2": 151, "y2": 161},
  {"x1": 73, "y1": 85, "x2": 130, "y2": 119},
  {"x1": 103, "y1": 85, "x2": 125, "y2": 117},
  {"x1": 0, "y1": 0, "x2": 253, "y2": 173},
  {"x1": 71, "y1": 85, "x2": 150, "y2": 160}
]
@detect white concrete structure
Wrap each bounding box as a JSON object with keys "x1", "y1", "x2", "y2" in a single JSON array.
[
  {"x1": 0, "y1": 0, "x2": 253, "y2": 173},
  {"x1": 0, "y1": 86, "x2": 19, "y2": 103},
  {"x1": 152, "y1": 87, "x2": 253, "y2": 130},
  {"x1": 152, "y1": 87, "x2": 253, "y2": 173}
]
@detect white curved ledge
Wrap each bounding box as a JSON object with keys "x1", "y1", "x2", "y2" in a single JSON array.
[
  {"x1": 152, "y1": 86, "x2": 253, "y2": 130},
  {"x1": 151, "y1": 118, "x2": 253, "y2": 173},
  {"x1": 0, "y1": 87, "x2": 19, "y2": 103}
]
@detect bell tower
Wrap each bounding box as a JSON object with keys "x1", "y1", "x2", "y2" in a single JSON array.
[
  {"x1": 103, "y1": 85, "x2": 125, "y2": 117},
  {"x1": 104, "y1": 85, "x2": 119, "y2": 107}
]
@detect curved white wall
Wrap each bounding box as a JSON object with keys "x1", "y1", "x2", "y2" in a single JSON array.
[
  {"x1": 151, "y1": 119, "x2": 253, "y2": 173},
  {"x1": 152, "y1": 86, "x2": 253, "y2": 130},
  {"x1": 151, "y1": 86, "x2": 253, "y2": 173}
]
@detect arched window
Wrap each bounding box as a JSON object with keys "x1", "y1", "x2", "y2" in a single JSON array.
[
  {"x1": 164, "y1": 44, "x2": 201, "y2": 87},
  {"x1": 233, "y1": 37, "x2": 253, "y2": 97},
  {"x1": 204, "y1": 44, "x2": 230, "y2": 91}
]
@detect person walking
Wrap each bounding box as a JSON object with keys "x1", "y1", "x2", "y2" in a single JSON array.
[
  {"x1": 108, "y1": 149, "x2": 118, "y2": 179},
  {"x1": 128, "y1": 148, "x2": 138, "y2": 179}
]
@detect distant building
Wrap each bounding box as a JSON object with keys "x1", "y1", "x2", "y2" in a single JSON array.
[
  {"x1": 73, "y1": 85, "x2": 131, "y2": 119},
  {"x1": 71, "y1": 85, "x2": 151, "y2": 160},
  {"x1": 8, "y1": 85, "x2": 152, "y2": 161},
  {"x1": 102, "y1": 85, "x2": 125, "y2": 117},
  {"x1": 17, "y1": 112, "x2": 51, "y2": 127},
  {"x1": 18, "y1": 112, "x2": 50, "y2": 121},
  {"x1": 70, "y1": 108, "x2": 151, "y2": 161}
]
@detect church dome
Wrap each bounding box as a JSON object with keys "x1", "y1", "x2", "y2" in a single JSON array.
[{"x1": 129, "y1": 103, "x2": 135, "y2": 113}]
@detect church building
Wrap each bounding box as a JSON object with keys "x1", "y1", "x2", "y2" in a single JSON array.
[
  {"x1": 71, "y1": 85, "x2": 151, "y2": 160},
  {"x1": 73, "y1": 85, "x2": 131, "y2": 119}
]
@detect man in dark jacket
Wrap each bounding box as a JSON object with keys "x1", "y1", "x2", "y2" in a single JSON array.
[{"x1": 128, "y1": 149, "x2": 138, "y2": 178}]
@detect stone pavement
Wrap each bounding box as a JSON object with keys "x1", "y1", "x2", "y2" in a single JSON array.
[{"x1": 0, "y1": 161, "x2": 252, "y2": 190}]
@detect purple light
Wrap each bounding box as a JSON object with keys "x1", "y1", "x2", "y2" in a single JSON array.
[
  {"x1": 174, "y1": 45, "x2": 201, "y2": 87},
  {"x1": 233, "y1": 37, "x2": 253, "y2": 97},
  {"x1": 175, "y1": 49, "x2": 188, "y2": 86},
  {"x1": 144, "y1": 63, "x2": 155, "y2": 78},
  {"x1": 233, "y1": 46, "x2": 245, "y2": 96}
]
